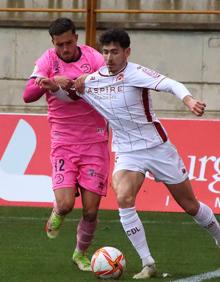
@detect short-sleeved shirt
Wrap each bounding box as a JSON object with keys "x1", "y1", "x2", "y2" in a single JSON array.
[
  {"x1": 31, "y1": 45, "x2": 108, "y2": 146},
  {"x1": 82, "y1": 62, "x2": 169, "y2": 153}
]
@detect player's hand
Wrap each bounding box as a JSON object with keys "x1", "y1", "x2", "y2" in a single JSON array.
[
  {"x1": 37, "y1": 78, "x2": 59, "y2": 92},
  {"x1": 183, "y1": 95, "x2": 206, "y2": 116},
  {"x1": 73, "y1": 74, "x2": 88, "y2": 94},
  {"x1": 54, "y1": 76, "x2": 73, "y2": 90},
  {"x1": 35, "y1": 76, "x2": 47, "y2": 86}
]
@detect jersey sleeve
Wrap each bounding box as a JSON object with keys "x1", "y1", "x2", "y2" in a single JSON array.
[
  {"x1": 155, "y1": 77, "x2": 192, "y2": 100},
  {"x1": 23, "y1": 78, "x2": 46, "y2": 103},
  {"x1": 129, "y1": 64, "x2": 192, "y2": 100},
  {"x1": 30, "y1": 50, "x2": 51, "y2": 78},
  {"x1": 128, "y1": 64, "x2": 166, "y2": 90}
]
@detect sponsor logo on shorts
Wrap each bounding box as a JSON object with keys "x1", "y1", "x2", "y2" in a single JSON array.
[
  {"x1": 97, "y1": 128, "x2": 104, "y2": 134},
  {"x1": 88, "y1": 169, "x2": 104, "y2": 180},
  {"x1": 98, "y1": 182, "x2": 104, "y2": 190},
  {"x1": 55, "y1": 173, "x2": 64, "y2": 184}
]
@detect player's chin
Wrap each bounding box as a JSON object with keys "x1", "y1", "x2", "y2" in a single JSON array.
[
  {"x1": 108, "y1": 66, "x2": 116, "y2": 74},
  {"x1": 62, "y1": 55, "x2": 73, "y2": 63}
]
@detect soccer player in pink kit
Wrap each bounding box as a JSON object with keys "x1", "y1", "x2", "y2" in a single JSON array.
[
  {"x1": 47, "y1": 28, "x2": 220, "y2": 279},
  {"x1": 22, "y1": 18, "x2": 109, "y2": 271}
]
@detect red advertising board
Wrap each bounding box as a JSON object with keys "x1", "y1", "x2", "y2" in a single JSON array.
[{"x1": 0, "y1": 113, "x2": 220, "y2": 213}]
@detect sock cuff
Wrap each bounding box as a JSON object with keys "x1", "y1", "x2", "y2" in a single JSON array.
[
  {"x1": 194, "y1": 201, "x2": 213, "y2": 225},
  {"x1": 119, "y1": 207, "x2": 140, "y2": 226},
  {"x1": 119, "y1": 206, "x2": 136, "y2": 217},
  {"x1": 142, "y1": 255, "x2": 155, "y2": 267}
]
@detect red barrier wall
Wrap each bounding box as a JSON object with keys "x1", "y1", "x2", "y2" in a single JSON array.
[{"x1": 0, "y1": 113, "x2": 220, "y2": 213}]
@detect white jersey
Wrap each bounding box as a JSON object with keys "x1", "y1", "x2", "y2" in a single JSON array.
[{"x1": 81, "y1": 62, "x2": 191, "y2": 153}]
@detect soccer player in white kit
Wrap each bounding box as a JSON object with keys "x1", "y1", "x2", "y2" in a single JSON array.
[{"x1": 41, "y1": 28, "x2": 220, "y2": 279}]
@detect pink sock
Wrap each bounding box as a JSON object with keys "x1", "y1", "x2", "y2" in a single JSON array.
[{"x1": 76, "y1": 218, "x2": 97, "y2": 253}]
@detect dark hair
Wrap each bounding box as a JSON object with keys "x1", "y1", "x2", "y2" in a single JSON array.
[
  {"x1": 99, "y1": 28, "x2": 130, "y2": 48},
  {"x1": 49, "y1": 17, "x2": 76, "y2": 37}
]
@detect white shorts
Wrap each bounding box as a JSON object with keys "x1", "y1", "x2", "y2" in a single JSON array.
[{"x1": 113, "y1": 140, "x2": 188, "y2": 185}]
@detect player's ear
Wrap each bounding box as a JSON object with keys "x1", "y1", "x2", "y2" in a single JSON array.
[
  {"x1": 125, "y1": 47, "x2": 131, "y2": 57},
  {"x1": 74, "y1": 33, "x2": 78, "y2": 42}
]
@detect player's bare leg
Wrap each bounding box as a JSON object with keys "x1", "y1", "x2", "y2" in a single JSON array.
[
  {"x1": 113, "y1": 170, "x2": 157, "y2": 279},
  {"x1": 72, "y1": 189, "x2": 101, "y2": 271},
  {"x1": 166, "y1": 178, "x2": 220, "y2": 248},
  {"x1": 46, "y1": 187, "x2": 75, "y2": 239}
]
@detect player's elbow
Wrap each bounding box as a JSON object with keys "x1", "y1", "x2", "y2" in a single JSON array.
[
  {"x1": 23, "y1": 92, "x2": 32, "y2": 103},
  {"x1": 22, "y1": 88, "x2": 39, "y2": 103}
]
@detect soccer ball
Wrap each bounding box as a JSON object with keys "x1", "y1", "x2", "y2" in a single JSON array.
[{"x1": 91, "y1": 246, "x2": 126, "y2": 279}]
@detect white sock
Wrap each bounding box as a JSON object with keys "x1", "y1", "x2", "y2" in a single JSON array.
[
  {"x1": 193, "y1": 202, "x2": 220, "y2": 245},
  {"x1": 119, "y1": 207, "x2": 155, "y2": 267}
]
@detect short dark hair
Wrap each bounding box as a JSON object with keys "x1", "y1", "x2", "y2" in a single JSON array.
[
  {"x1": 99, "y1": 28, "x2": 130, "y2": 48},
  {"x1": 49, "y1": 17, "x2": 76, "y2": 37}
]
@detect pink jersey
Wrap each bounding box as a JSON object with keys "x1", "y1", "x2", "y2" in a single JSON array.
[{"x1": 30, "y1": 45, "x2": 108, "y2": 145}]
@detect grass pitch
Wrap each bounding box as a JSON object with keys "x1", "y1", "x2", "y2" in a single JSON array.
[{"x1": 0, "y1": 206, "x2": 219, "y2": 282}]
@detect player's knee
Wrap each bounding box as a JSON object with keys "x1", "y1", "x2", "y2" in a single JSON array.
[
  {"x1": 116, "y1": 194, "x2": 135, "y2": 208},
  {"x1": 56, "y1": 200, "x2": 73, "y2": 215},
  {"x1": 83, "y1": 209, "x2": 98, "y2": 222}
]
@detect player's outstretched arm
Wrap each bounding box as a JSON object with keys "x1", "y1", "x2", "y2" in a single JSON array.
[
  {"x1": 183, "y1": 95, "x2": 206, "y2": 117},
  {"x1": 156, "y1": 77, "x2": 206, "y2": 116}
]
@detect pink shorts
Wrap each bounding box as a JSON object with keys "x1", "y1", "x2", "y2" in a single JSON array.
[{"x1": 50, "y1": 141, "x2": 109, "y2": 196}]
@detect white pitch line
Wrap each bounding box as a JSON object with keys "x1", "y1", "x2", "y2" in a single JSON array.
[
  {"x1": 0, "y1": 216, "x2": 159, "y2": 224},
  {"x1": 0, "y1": 215, "x2": 196, "y2": 225},
  {"x1": 173, "y1": 269, "x2": 220, "y2": 282}
]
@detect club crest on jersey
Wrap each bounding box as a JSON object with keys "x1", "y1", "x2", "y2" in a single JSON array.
[
  {"x1": 116, "y1": 73, "x2": 124, "y2": 81},
  {"x1": 81, "y1": 63, "x2": 92, "y2": 73},
  {"x1": 88, "y1": 169, "x2": 105, "y2": 180}
]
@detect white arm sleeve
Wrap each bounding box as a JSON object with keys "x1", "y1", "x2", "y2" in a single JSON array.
[
  {"x1": 51, "y1": 86, "x2": 75, "y2": 102},
  {"x1": 156, "y1": 77, "x2": 192, "y2": 100}
]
